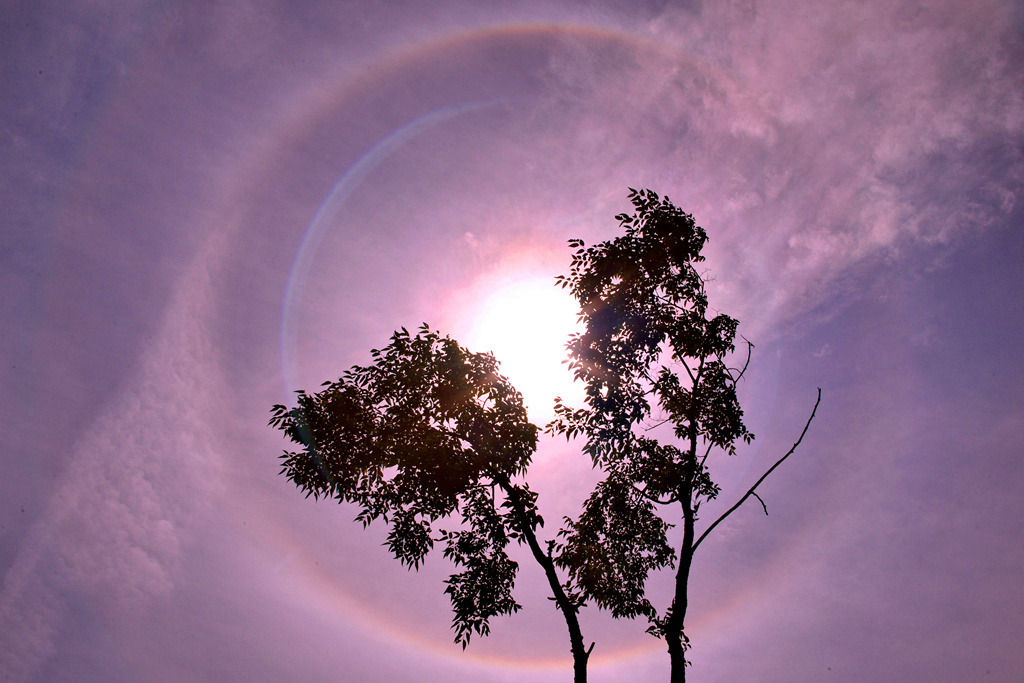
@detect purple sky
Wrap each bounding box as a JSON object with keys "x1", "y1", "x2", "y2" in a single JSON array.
[{"x1": 3, "y1": 1, "x2": 1024, "y2": 681}]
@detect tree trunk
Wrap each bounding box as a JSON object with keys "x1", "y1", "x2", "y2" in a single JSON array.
[
  {"x1": 499, "y1": 479, "x2": 591, "y2": 683},
  {"x1": 668, "y1": 420, "x2": 698, "y2": 683},
  {"x1": 665, "y1": 403, "x2": 702, "y2": 682},
  {"x1": 666, "y1": 499, "x2": 694, "y2": 683}
]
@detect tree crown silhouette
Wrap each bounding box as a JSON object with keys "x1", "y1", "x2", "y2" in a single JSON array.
[{"x1": 549, "y1": 189, "x2": 818, "y2": 682}]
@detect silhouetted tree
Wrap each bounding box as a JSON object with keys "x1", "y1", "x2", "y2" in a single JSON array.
[
  {"x1": 548, "y1": 189, "x2": 820, "y2": 683},
  {"x1": 269, "y1": 327, "x2": 593, "y2": 682}
]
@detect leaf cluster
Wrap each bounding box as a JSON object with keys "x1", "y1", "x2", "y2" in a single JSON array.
[
  {"x1": 552, "y1": 470, "x2": 674, "y2": 619},
  {"x1": 269, "y1": 325, "x2": 540, "y2": 646},
  {"x1": 439, "y1": 485, "x2": 522, "y2": 647}
]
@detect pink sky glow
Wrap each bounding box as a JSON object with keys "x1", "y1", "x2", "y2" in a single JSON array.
[{"x1": 2, "y1": 1, "x2": 1024, "y2": 681}]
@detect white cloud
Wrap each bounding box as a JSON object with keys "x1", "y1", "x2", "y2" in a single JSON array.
[{"x1": 0, "y1": 243, "x2": 226, "y2": 679}]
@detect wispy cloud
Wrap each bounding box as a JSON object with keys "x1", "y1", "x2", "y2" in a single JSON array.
[{"x1": 0, "y1": 251, "x2": 224, "y2": 679}]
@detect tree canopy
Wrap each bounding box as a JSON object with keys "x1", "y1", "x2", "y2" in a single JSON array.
[
  {"x1": 271, "y1": 327, "x2": 536, "y2": 643},
  {"x1": 548, "y1": 188, "x2": 819, "y2": 682},
  {"x1": 270, "y1": 326, "x2": 594, "y2": 681},
  {"x1": 270, "y1": 189, "x2": 817, "y2": 683}
]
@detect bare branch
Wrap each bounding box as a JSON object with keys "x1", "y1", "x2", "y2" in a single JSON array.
[
  {"x1": 692, "y1": 388, "x2": 821, "y2": 552},
  {"x1": 729, "y1": 338, "x2": 754, "y2": 385},
  {"x1": 751, "y1": 492, "x2": 768, "y2": 515}
]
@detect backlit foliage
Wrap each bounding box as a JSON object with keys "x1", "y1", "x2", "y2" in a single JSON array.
[
  {"x1": 549, "y1": 188, "x2": 754, "y2": 649},
  {"x1": 270, "y1": 326, "x2": 539, "y2": 646}
]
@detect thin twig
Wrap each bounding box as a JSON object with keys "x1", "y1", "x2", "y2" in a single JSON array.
[
  {"x1": 731, "y1": 338, "x2": 754, "y2": 385},
  {"x1": 644, "y1": 416, "x2": 673, "y2": 431},
  {"x1": 692, "y1": 388, "x2": 821, "y2": 552},
  {"x1": 751, "y1": 492, "x2": 768, "y2": 515},
  {"x1": 698, "y1": 440, "x2": 714, "y2": 469},
  {"x1": 635, "y1": 483, "x2": 679, "y2": 505}
]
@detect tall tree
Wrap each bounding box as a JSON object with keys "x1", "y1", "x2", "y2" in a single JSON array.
[
  {"x1": 548, "y1": 189, "x2": 820, "y2": 683},
  {"x1": 269, "y1": 326, "x2": 593, "y2": 682}
]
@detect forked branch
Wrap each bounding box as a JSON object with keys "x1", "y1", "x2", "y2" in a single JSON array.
[
  {"x1": 728, "y1": 337, "x2": 754, "y2": 386},
  {"x1": 692, "y1": 388, "x2": 821, "y2": 552}
]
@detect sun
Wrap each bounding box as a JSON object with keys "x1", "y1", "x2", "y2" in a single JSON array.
[{"x1": 462, "y1": 277, "x2": 585, "y2": 423}]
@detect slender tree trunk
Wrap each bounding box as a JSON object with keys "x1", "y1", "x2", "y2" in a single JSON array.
[
  {"x1": 499, "y1": 479, "x2": 591, "y2": 683},
  {"x1": 666, "y1": 499, "x2": 694, "y2": 683},
  {"x1": 666, "y1": 416, "x2": 700, "y2": 683}
]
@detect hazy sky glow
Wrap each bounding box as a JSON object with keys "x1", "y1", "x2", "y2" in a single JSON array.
[{"x1": 3, "y1": 1, "x2": 1024, "y2": 681}]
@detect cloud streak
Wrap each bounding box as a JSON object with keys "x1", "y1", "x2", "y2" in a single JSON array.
[{"x1": 0, "y1": 244, "x2": 225, "y2": 680}]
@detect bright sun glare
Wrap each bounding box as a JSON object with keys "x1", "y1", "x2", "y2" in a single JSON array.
[{"x1": 464, "y1": 278, "x2": 585, "y2": 423}]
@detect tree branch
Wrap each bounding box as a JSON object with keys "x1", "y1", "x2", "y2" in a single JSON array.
[
  {"x1": 635, "y1": 483, "x2": 679, "y2": 505},
  {"x1": 698, "y1": 440, "x2": 714, "y2": 469},
  {"x1": 644, "y1": 415, "x2": 673, "y2": 431},
  {"x1": 655, "y1": 292, "x2": 695, "y2": 316},
  {"x1": 678, "y1": 356, "x2": 696, "y2": 384},
  {"x1": 728, "y1": 338, "x2": 754, "y2": 386},
  {"x1": 692, "y1": 388, "x2": 820, "y2": 552},
  {"x1": 751, "y1": 491, "x2": 767, "y2": 515}
]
